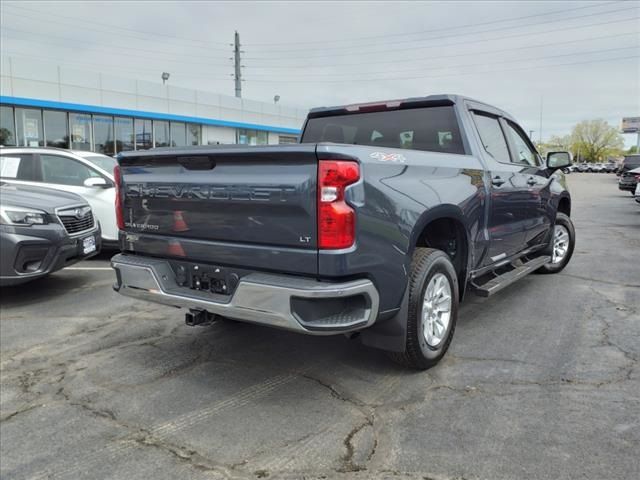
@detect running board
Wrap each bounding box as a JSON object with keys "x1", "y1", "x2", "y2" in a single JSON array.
[{"x1": 471, "y1": 256, "x2": 550, "y2": 297}]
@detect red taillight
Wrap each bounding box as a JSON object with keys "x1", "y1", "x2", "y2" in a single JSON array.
[
  {"x1": 317, "y1": 160, "x2": 360, "y2": 249},
  {"x1": 114, "y1": 165, "x2": 125, "y2": 230}
]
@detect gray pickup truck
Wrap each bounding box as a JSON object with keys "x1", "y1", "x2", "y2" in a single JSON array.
[{"x1": 111, "y1": 94, "x2": 575, "y2": 369}]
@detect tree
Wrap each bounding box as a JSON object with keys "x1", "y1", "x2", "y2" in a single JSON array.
[
  {"x1": 0, "y1": 127, "x2": 13, "y2": 146},
  {"x1": 539, "y1": 134, "x2": 573, "y2": 157},
  {"x1": 570, "y1": 119, "x2": 624, "y2": 162}
]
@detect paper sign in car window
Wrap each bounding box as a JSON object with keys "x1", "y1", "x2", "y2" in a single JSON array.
[{"x1": 0, "y1": 156, "x2": 21, "y2": 178}]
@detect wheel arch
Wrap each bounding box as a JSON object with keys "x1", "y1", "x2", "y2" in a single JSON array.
[
  {"x1": 557, "y1": 195, "x2": 571, "y2": 217},
  {"x1": 410, "y1": 205, "x2": 471, "y2": 300}
]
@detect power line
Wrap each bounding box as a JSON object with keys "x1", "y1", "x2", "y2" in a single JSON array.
[
  {"x1": 244, "y1": 1, "x2": 622, "y2": 46},
  {"x1": 0, "y1": 52, "x2": 234, "y2": 80},
  {"x1": 4, "y1": 52, "x2": 636, "y2": 86},
  {"x1": 243, "y1": 55, "x2": 639, "y2": 84},
  {"x1": 245, "y1": 14, "x2": 640, "y2": 61},
  {"x1": 242, "y1": 31, "x2": 639, "y2": 71},
  {"x1": 6, "y1": 32, "x2": 637, "y2": 79},
  {"x1": 0, "y1": 27, "x2": 233, "y2": 66},
  {"x1": 245, "y1": 3, "x2": 635, "y2": 54},
  {"x1": 245, "y1": 46, "x2": 640, "y2": 80},
  {"x1": 1, "y1": 3, "x2": 230, "y2": 48}
]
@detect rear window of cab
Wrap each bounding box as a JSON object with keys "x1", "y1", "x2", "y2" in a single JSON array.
[{"x1": 302, "y1": 106, "x2": 466, "y2": 155}]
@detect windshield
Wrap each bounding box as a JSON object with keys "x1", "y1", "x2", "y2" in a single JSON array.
[{"x1": 83, "y1": 155, "x2": 117, "y2": 173}]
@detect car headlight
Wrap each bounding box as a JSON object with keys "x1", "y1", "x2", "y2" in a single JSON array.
[{"x1": 0, "y1": 205, "x2": 48, "y2": 226}]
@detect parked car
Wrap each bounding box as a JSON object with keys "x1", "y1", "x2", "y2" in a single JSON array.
[
  {"x1": 620, "y1": 166, "x2": 640, "y2": 194},
  {"x1": 576, "y1": 163, "x2": 590, "y2": 172},
  {"x1": 617, "y1": 154, "x2": 640, "y2": 176},
  {"x1": 110, "y1": 94, "x2": 575, "y2": 370},
  {"x1": 604, "y1": 162, "x2": 617, "y2": 173},
  {"x1": 0, "y1": 182, "x2": 101, "y2": 286},
  {"x1": 0, "y1": 148, "x2": 117, "y2": 246},
  {"x1": 635, "y1": 182, "x2": 640, "y2": 205}
]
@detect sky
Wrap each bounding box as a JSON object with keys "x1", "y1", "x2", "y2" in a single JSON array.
[{"x1": 1, "y1": 0, "x2": 639, "y2": 146}]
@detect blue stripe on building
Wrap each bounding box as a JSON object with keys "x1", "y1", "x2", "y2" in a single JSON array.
[{"x1": 0, "y1": 95, "x2": 302, "y2": 135}]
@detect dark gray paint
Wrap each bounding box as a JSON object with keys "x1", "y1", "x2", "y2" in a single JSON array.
[
  {"x1": 0, "y1": 182, "x2": 88, "y2": 212},
  {"x1": 116, "y1": 94, "x2": 570, "y2": 317}
]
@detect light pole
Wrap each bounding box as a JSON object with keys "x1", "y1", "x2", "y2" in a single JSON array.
[
  {"x1": 161, "y1": 72, "x2": 170, "y2": 85},
  {"x1": 274, "y1": 95, "x2": 280, "y2": 104}
]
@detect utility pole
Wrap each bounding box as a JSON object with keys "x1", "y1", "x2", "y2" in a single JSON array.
[{"x1": 234, "y1": 31, "x2": 242, "y2": 98}]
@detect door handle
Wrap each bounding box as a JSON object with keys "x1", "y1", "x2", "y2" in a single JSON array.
[
  {"x1": 492, "y1": 176, "x2": 505, "y2": 187},
  {"x1": 527, "y1": 177, "x2": 536, "y2": 186}
]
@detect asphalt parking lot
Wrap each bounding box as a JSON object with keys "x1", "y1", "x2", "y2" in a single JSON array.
[{"x1": 1, "y1": 173, "x2": 638, "y2": 480}]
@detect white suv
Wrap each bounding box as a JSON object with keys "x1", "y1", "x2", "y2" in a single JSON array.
[{"x1": 0, "y1": 147, "x2": 118, "y2": 245}]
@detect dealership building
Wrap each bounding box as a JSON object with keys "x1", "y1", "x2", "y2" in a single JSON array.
[{"x1": 0, "y1": 57, "x2": 308, "y2": 154}]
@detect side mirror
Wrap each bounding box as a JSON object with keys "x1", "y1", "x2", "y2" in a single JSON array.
[
  {"x1": 546, "y1": 151, "x2": 572, "y2": 170},
  {"x1": 83, "y1": 177, "x2": 111, "y2": 188}
]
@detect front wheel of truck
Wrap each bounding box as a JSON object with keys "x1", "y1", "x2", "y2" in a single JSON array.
[
  {"x1": 388, "y1": 248, "x2": 459, "y2": 370},
  {"x1": 535, "y1": 212, "x2": 575, "y2": 274}
]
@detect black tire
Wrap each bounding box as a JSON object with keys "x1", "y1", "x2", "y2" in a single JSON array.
[
  {"x1": 536, "y1": 212, "x2": 575, "y2": 274},
  {"x1": 388, "y1": 248, "x2": 459, "y2": 370}
]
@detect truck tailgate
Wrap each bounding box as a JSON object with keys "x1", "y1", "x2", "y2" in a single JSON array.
[{"x1": 117, "y1": 145, "x2": 318, "y2": 274}]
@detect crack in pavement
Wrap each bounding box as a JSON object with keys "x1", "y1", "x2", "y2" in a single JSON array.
[
  {"x1": 25, "y1": 389, "x2": 252, "y2": 480},
  {"x1": 0, "y1": 403, "x2": 42, "y2": 423},
  {"x1": 300, "y1": 373, "x2": 379, "y2": 473},
  {"x1": 338, "y1": 417, "x2": 375, "y2": 473}
]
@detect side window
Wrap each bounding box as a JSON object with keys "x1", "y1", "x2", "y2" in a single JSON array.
[
  {"x1": 504, "y1": 122, "x2": 539, "y2": 166},
  {"x1": 472, "y1": 113, "x2": 511, "y2": 164},
  {"x1": 39, "y1": 155, "x2": 98, "y2": 186},
  {"x1": 0, "y1": 154, "x2": 37, "y2": 181}
]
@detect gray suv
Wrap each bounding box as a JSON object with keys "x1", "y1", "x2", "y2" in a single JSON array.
[{"x1": 0, "y1": 182, "x2": 101, "y2": 286}]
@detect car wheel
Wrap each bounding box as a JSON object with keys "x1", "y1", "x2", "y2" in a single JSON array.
[
  {"x1": 536, "y1": 213, "x2": 575, "y2": 274},
  {"x1": 388, "y1": 248, "x2": 458, "y2": 370}
]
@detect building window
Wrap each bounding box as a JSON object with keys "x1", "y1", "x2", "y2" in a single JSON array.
[
  {"x1": 237, "y1": 129, "x2": 267, "y2": 145},
  {"x1": 154, "y1": 120, "x2": 169, "y2": 147},
  {"x1": 187, "y1": 124, "x2": 201, "y2": 146},
  {"x1": 170, "y1": 122, "x2": 186, "y2": 147},
  {"x1": 69, "y1": 113, "x2": 92, "y2": 151},
  {"x1": 114, "y1": 117, "x2": 134, "y2": 153},
  {"x1": 278, "y1": 135, "x2": 298, "y2": 144},
  {"x1": 93, "y1": 115, "x2": 114, "y2": 155},
  {"x1": 16, "y1": 108, "x2": 44, "y2": 147},
  {"x1": 0, "y1": 106, "x2": 16, "y2": 146},
  {"x1": 135, "y1": 119, "x2": 152, "y2": 150},
  {"x1": 44, "y1": 110, "x2": 69, "y2": 148}
]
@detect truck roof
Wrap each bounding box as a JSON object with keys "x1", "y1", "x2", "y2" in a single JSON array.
[{"x1": 308, "y1": 94, "x2": 514, "y2": 122}]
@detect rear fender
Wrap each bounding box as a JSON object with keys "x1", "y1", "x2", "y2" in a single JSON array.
[{"x1": 410, "y1": 204, "x2": 472, "y2": 298}]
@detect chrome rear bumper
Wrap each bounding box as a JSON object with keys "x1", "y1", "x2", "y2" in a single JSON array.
[{"x1": 111, "y1": 253, "x2": 379, "y2": 335}]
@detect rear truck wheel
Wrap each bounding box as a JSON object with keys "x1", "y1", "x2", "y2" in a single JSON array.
[
  {"x1": 388, "y1": 248, "x2": 459, "y2": 370},
  {"x1": 536, "y1": 212, "x2": 575, "y2": 274}
]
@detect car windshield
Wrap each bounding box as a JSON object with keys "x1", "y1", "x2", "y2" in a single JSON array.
[{"x1": 82, "y1": 155, "x2": 117, "y2": 173}]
